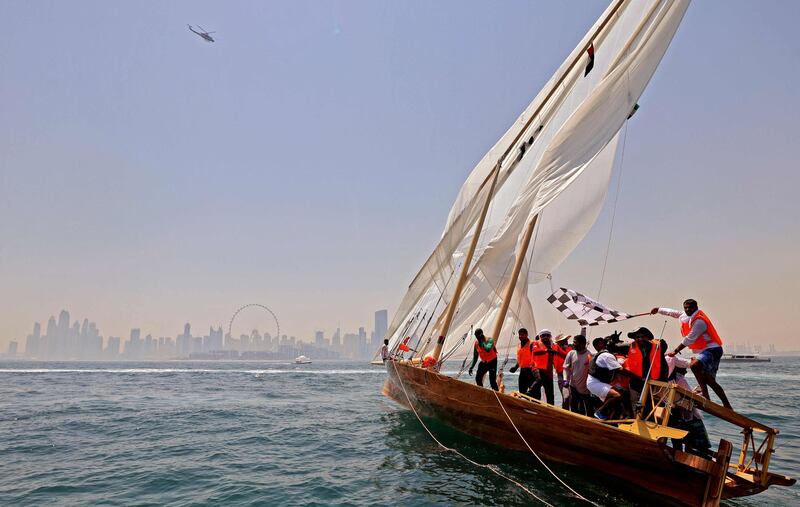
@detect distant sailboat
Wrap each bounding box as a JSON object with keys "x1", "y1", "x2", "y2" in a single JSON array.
[{"x1": 379, "y1": 1, "x2": 795, "y2": 505}]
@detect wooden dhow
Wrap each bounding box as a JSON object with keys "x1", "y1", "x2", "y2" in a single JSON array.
[
  {"x1": 383, "y1": 361, "x2": 794, "y2": 505},
  {"x1": 378, "y1": 1, "x2": 795, "y2": 505}
]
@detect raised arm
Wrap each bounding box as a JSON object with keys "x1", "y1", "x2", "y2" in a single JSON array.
[{"x1": 651, "y1": 307, "x2": 682, "y2": 318}]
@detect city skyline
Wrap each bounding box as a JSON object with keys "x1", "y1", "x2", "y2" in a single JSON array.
[{"x1": 8, "y1": 307, "x2": 389, "y2": 361}]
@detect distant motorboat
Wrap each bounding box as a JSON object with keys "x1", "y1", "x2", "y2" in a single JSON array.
[
  {"x1": 722, "y1": 354, "x2": 771, "y2": 363},
  {"x1": 294, "y1": 355, "x2": 312, "y2": 364}
]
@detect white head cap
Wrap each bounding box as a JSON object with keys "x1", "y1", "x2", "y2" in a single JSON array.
[{"x1": 538, "y1": 328, "x2": 552, "y2": 337}]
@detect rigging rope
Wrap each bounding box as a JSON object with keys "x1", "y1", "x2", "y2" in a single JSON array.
[
  {"x1": 491, "y1": 389, "x2": 599, "y2": 506},
  {"x1": 455, "y1": 326, "x2": 475, "y2": 379},
  {"x1": 412, "y1": 265, "x2": 460, "y2": 358},
  {"x1": 390, "y1": 360, "x2": 554, "y2": 506},
  {"x1": 597, "y1": 121, "x2": 629, "y2": 300}
]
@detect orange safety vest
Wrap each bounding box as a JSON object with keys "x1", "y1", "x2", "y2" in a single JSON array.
[
  {"x1": 613, "y1": 354, "x2": 630, "y2": 388},
  {"x1": 624, "y1": 339, "x2": 663, "y2": 380},
  {"x1": 475, "y1": 340, "x2": 498, "y2": 362},
  {"x1": 554, "y1": 344, "x2": 571, "y2": 372},
  {"x1": 516, "y1": 341, "x2": 534, "y2": 368},
  {"x1": 681, "y1": 310, "x2": 723, "y2": 352},
  {"x1": 532, "y1": 341, "x2": 565, "y2": 374}
]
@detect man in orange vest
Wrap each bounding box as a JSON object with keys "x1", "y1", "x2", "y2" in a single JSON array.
[
  {"x1": 652, "y1": 298, "x2": 731, "y2": 409},
  {"x1": 467, "y1": 328, "x2": 498, "y2": 391},
  {"x1": 528, "y1": 329, "x2": 566, "y2": 405},
  {"x1": 622, "y1": 327, "x2": 668, "y2": 394},
  {"x1": 509, "y1": 328, "x2": 535, "y2": 394},
  {"x1": 554, "y1": 334, "x2": 572, "y2": 409}
]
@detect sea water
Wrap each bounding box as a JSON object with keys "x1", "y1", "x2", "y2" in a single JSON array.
[{"x1": 1, "y1": 359, "x2": 798, "y2": 506}]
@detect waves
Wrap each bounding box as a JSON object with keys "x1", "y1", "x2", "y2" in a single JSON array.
[{"x1": 1, "y1": 359, "x2": 798, "y2": 506}]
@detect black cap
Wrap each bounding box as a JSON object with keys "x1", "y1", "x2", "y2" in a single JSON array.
[
  {"x1": 475, "y1": 328, "x2": 484, "y2": 337},
  {"x1": 627, "y1": 327, "x2": 654, "y2": 339}
]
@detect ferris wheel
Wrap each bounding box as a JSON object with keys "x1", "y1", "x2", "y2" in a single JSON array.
[{"x1": 227, "y1": 304, "x2": 280, "y2": 343}]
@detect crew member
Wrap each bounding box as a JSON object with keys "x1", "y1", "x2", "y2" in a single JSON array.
[
  {"x1": 555, "y1": 334, "x2": 572, "y2": 408},
  {"x1": 666, "y1": 355, "x2": 712, "y2": 457},
  {"x1": 623, "y1": 327, "x2": 668, "y2": 394},
  {"x1": 380, "y1": 338, "x2": 390, "y2": 362},
  {"x1": 588, "y1": 337, "x2": 634, "y2": 420},
  {"x1": 652, "y1": 299, "x2": 731, "y2": 408},
  {"x1": 509, "y1": 328, "x2": 535, "y2": 394},
  {"x1": 563, "y1": 335, "x2": 593, "y2": 416},
  {"x1": 556, "y1": 334, "x2": 573, "y2": 355},
  {"x1": 468, "y1": 328, "x2": 499, "y2": 391},
  {"x1": 529, "y1": 329, "x2": 566, "y2": 405}
]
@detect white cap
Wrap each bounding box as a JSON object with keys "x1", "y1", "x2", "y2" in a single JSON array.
[{"x1": 538, "y1": 328, "x2": 552, "y2": 336}]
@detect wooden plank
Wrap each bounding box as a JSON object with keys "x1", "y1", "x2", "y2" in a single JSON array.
[
  {"x1": 648, "y1": 380, "x2": 776, "y2": 433},
  {"x1": 703, "y1": 439, "x2": 732, "y2": 506},
  {"x1": 618, "y1": 419, "x2": 688, "y2": 440}
]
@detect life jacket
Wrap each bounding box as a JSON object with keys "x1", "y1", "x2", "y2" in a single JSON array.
[
  {"x1": 532, "y1": 341, "x2": 565, "y2": 374},
  {"x1": 624, "y1": 339, "x2": 664, "y2": 380},
  {"x1": 589, "y1": 351, "x2": 615, "y2": 384},
  {"x1": 516, "y1": 340, "x2": 534, "y2": 368},
  {"x1": 398, "y1": 337, "x2": 412, "y2": 353},
  {"x1": 421, "y1": 355, "x2": 437, "y2": 368},
  {"x1": 475, "y1": 339, "x2": 497, "y2": 362},
  {"x1": 554, "y1": 344, "x2": 570, "y2": 372},
  {"x1": 681, "y1": 310, "x2": 723, "y2": 352},
  {"x1": 613, "y1": 354, "x2": 630, "y2": 388}
]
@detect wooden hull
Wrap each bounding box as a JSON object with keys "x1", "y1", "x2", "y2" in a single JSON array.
[{"x1": 383, "y1": 361, "x2": 733, "y2": 506}]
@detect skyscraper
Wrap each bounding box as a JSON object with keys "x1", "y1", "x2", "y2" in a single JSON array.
[
  {"x1": 44, "y1": 316, "x2": 57, "y2": 359},
  {"x1": 25, "y1": 322, "x2": 41, "y2": 358},
  {"x1": 126, "y1": 328, "x2": 142, "y2": 359},
  {"x1": 106, "y1": 336, "x2": 121, "y2": 358},
  {"x1": 177, "y1": 323, "x2": 192, "y2": 356},
  {"x1": 373, "y1": 309, "x2": 388, "y2": 347},
  {"x1": 56, "y1": 310, "x2": 70, "y2": 358}
]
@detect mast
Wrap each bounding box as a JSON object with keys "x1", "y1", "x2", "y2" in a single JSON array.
[
  {"x1": 427, "y1": 0, "x2": 628, "y2": 360},
  {"x1": 490, "y1": 213, "x2": 538, "y2": 341},
  {"x1": 429, "y1": 162, "x2": 500, "y2": 362}
]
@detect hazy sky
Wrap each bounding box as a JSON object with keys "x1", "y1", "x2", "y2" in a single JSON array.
[{"x1": 2, "y1": 1, "x2": 798, "y2": 350}]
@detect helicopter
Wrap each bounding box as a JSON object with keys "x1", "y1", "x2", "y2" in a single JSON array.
[{"x1": 187, "y1": 24, "x2": 215, "y2": 43}]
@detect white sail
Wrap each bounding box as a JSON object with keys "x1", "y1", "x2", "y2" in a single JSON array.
[
  {"x1": 383, "y1": 1, "x2": 630, "y2": 349},
  {"x1": 386, "y1": 0, "x2": 691, "y2": 355},
  {"x1": 436, "y1": 0, "x2": 691, "y2": 354},
  {"x1": 528, "y1": 133, "x2": 620, "y2": 284}
]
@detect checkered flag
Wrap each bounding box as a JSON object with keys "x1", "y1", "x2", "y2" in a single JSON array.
[{"x1": 546, "y1": 288, "x2": 632, "y2": 327}]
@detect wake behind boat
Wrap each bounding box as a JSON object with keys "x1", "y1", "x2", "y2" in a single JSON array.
[{"x1": 377, "y1": 1, "x2": 795, "y2": 505}]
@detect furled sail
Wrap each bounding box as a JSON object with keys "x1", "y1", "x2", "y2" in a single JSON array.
[{"x1": 386, "y1": 0, "x2": 691, "y2": 357}]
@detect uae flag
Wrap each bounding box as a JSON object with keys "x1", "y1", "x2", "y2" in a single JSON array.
[
  {"x1": 547, "y1": 288, "x2": 632, "y2": 327},
  {"x1": 584, "y1": 43, "x2": 595, "y2": 76}
]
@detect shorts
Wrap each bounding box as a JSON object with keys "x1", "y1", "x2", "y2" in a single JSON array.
[
  {"x1": 587, "y1": 376, "x2": 613, "y2": 401},
  {"x1": 697, "y1": 347, "x2": 723, "y2": 378}
]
